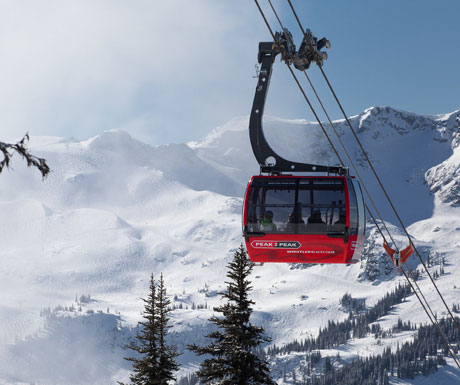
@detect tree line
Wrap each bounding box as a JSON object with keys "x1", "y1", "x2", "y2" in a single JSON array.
[
  {"x1": 268, "y1": 282, "x2": 412, "y2": 355},
  {"x1": 120, "y1": 250, "x2": 459, "y2": 385},
  {"x1": 302, "y1": 316, "x2": 459, "y2": 385}
]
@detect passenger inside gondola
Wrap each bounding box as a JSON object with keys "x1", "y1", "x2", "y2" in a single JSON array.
[
  {"x1": 244, "y1": 176, "x2": 366, "y2": 264},
  {"x1": 307, "y1": 209, "x2": 324, "y2": 224},
  {"x1": 246, "y1": 177, "x2": 353, "y2": 236},
  {"x1": 260, "y1": 210, "x2": 277, "y2": 232},
  {"x1": 306, "y1": 208, "x2": 326, "y2": 233},
  {"x1": 285, "y1": 203, "x2": 304, "y2": 232}
]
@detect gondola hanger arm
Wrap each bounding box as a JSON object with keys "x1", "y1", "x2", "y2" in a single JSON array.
[{"x1": 248, "y1": 30, "x2": 344, "y2": 175}]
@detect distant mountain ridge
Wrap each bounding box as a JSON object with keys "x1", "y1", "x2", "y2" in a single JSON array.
[{"x1": 191, "y1": 106, "x2": 460, "y2": 223}]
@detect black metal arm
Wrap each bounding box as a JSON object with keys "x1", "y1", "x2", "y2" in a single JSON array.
[{"x1": 249, "y1": 36, "x2": 347, "y2": 175}]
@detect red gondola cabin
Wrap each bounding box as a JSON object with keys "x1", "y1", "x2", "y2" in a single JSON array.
[{"x1": 243, "y1": 175, "x2": 365, "y2": 264}]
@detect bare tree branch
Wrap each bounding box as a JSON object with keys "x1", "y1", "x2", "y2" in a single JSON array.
[{"x1": 0, "y1": 133, "x2": 51, "y2": 178}]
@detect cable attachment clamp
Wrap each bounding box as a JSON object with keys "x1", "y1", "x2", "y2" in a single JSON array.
[
  {"x1": 273, "y1": 28, "x2": 330, "y2": 71},
  {"x1": 296, "y1": 29, "x2": 330, "y2": 69}
]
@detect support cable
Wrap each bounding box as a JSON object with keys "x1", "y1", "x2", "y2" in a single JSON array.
[
  {"x1": 254, "y1": 0, "x2": 460, "y2": 368},
  {"x1": 271, "y1": 2, "x2": 459, "y2": 364},
  {"x1": 367, "y1": 208, "x2": 455, "y2": 353},
  {"x1": 285, "y1": 0, "x2": 460, "y2": 333},
  {"x1": 399, "y1": 266, "x2": 460, "y2": 368},
  {"x1": 372, "y1": 198, "x2": 460, "y2": 368},
  {"x1": 268, "y1": 0, "x2": 396, "y2": 247},
  {"x1": 320, "y1": 47, "x2": 460, "y2": 333}
]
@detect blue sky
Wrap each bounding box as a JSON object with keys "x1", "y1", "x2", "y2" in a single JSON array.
[{"x1": 1, "y1": 0, "x2": 459, "y2": 145}]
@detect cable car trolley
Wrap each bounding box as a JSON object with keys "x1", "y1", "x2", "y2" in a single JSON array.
[{"x1": 243, "y1": 30, "x2": 366, "y2": 264}]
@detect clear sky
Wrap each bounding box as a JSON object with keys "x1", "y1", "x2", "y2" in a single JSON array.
[{"x1": 1, "y1": 0, "x2": 459, "y2": 146}]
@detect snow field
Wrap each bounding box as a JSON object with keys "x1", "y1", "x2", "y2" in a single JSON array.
[{"x1": 1, "y1": 107, "x2": 460, "y2": 384}]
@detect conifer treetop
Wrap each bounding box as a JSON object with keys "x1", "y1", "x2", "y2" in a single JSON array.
[
  {"x1": 121, "y1": 273, "x2": 179, "y2": 385},
  {"x1": 189, "y1": 245, "x2": 276, "y2": 385}
]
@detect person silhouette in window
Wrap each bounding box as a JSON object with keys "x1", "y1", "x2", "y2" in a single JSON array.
[
  {"x1": 260, "y1": 210, "x2": 277, "y2": 232},
  {"x1": 285, "y1": 203, "x2": 304, "y2": 232},
  {"x1": 308, "y1": 209, "x2": 324, "y2": 224},
  {"x1": 306, "y1": 208, "x2": 326, "y2": 234}
]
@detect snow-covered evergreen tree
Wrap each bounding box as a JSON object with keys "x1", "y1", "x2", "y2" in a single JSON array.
[
  {"x1": 121, "y1": 273, "x2": 179, "y2": 385},
  {"x1": 188, "y1": 245, "x2": 275, "y2": 385},
  {"x1": 157, "y1": 273, "x2": 180, "y2": 384}
]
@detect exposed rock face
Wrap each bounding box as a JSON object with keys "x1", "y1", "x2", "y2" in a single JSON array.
[
  {"x1": 358, "y1": 224, "x2": 394, "y2": 282},
  {"x1": 425, "y1": 111, "x2": 460, "y2": 207}
]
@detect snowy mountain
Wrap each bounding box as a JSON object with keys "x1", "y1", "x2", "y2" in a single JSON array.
[{"x1": 0, "y1": 106, "x2": 459, "y2": 384}]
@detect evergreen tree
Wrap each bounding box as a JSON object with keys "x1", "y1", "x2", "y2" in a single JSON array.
[
  {"x1": 121, "y1": 274, "x2": 179, "y2": 385},
  {"x1": 188, "y1": 245, "x2": 275, "y2": 385},
  {"x1": 156, "y1": 273, "x2": 180, "y2": 384}
]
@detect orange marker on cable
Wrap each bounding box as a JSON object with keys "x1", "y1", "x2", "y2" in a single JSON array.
[{"x1": 383, "y1": 242, "x2": 414, "y2": 267}]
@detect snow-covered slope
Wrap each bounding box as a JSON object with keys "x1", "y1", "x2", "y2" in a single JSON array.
[
  {"x1": 0, "y1": 106, "x2": 459, "y2": 384},
  {"x1": 191, "y1": 108, "x2": 460, "y2": 224}
]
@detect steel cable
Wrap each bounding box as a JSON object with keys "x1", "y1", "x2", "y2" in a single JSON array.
[
  {"x1": 367, "y1": 205, "x2": 460, "y2": 370},
  {"x1": 287, "y1": 0, "x2": 460, "y2": 329},
  {"x1": 254, "y1": 0, "x2": 460, "y2": 368},
  {"x1": 320, "y1": 65, "x2": 460, "y2": 330},
  {"x1": 267, "y1": 0, "x2": 397, "y2": 247},
  {"x1": 371, "y1": 195, "x2": 460, "y2": 368},
  {"x1": 273, "y1": 1, "x2": 459, "y2": 364},
  {"x1": 285, "y1": 0, "x2": 460, "y2": 334}
]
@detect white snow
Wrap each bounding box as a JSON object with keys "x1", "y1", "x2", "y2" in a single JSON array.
[{"x1": 1, "y1": 106, "x2": 460, "y2": 384}]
